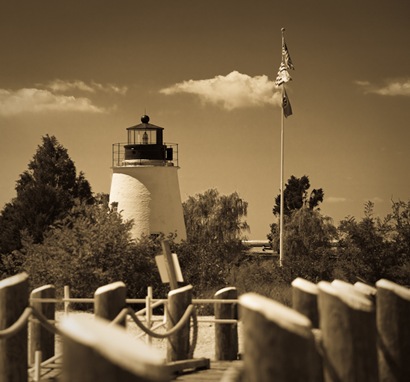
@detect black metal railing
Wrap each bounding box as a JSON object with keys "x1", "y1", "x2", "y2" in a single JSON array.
[{"x1": 111, "y1": 142, "x2": 179, "y2": 167}]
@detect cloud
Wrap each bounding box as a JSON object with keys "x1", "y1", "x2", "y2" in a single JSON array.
[
  {"x1": 160, "y1": 71, "x2": 281, "y2": 110},
  {"x1": 326, "y1": 196, "x2": 347, "y2": 203},
  {"x1": 43, "y1": 79, "x2": 128, "y2": 95},
  {"x1": 356, "y1": 78, "x2": 410, "y2": 96},
  {"x1": 0, "y1": 88, "x2": 105, "y2": 116}
]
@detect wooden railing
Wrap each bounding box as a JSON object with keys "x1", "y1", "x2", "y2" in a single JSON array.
[
  {"x1": 0, "y1": 273, "x2": 239, "y2": 381},
  {"x1": 233, "y1": 277, "x2": 410, "y2": 382},
  {"x1": 2, "y1": 271, "x2": 408, "y2": 381}
]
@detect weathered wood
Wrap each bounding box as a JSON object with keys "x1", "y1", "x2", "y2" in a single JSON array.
[
  {"x1": 29, "y1": 284, "x2": 56, "y2": 365},
  {"x1": 170, "y1": 361, "x2": 242, "y2": 382},
  {"x1": 0, "y1": 272, "x2": 29, "y2": 382},
  {"x1": 239, "y1": 292, "x2": 321, "y2": 382},
  {"x1": 354, "y1": 281, "x2": 377, "y2": 303},
  {"x1": 167, "y1": 284, "x2": 193, "y2": 362},
  {"x1": 161, "y1": 240, "x2": 179, "y2": 290},
  {"x1": 318, "y1": 281, "x2": 378, "y2": 382},
  {"x1": 291, "y1": 277, "x2": 319, "y2": 328},
  {"x1": 94, "y1": 281, "x2": 127, "y2": 326},
  {"x1": 60, "y1": 315, "x2": 170, "y2": 382},
  {"x1": 214, "y1": 287, "x2": 238, "y2": 361},
  {"x1": 376, "y1": 279, "x2": 410, "y2": 381},
  {"x1": 166, "y1": 358, "x2": 210, "y2": 374}
]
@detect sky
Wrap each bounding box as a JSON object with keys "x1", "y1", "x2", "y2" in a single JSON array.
[{"x1": 0, "y1": 0, "x2": 409, "y2": 239}]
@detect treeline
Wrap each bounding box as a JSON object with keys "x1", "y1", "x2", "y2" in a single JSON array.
[{"x1": 0, "y1": 136, "x2": 409, "y2": 305}]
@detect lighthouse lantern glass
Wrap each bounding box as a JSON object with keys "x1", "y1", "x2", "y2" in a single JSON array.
[{"x1": 127, "y1": 128, "x2": 158, "y2": 145}]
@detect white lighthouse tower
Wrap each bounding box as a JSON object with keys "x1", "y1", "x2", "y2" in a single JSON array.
[{"x1": 109, "y1": 115, "x2": 187, "y2": 242}]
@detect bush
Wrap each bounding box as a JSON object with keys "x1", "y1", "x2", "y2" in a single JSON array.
[
  {"x1": 227, "y1": 259, "x2": 292, "y2": 306},
  {"x1": 21, "y1": 201, "x2": 166, "y2": 302}
]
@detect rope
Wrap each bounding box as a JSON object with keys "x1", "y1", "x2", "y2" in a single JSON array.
[
  {"x1": 127, "y1": 305, "x2": 194, "y2": 339},
  {"x1": 30, "y1": 307, "x2": 63, "y2": 336},
  {"x1": 0, "y1": 307, "x2": 33, "y2": 339}
]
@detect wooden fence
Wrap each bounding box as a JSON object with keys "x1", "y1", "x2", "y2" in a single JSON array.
[
  {"x1": 0, "y1": 273, "x2": 238, "y2": 381},
  {"x1": 1, "y1": 271, "x2": 409, "y2": 381},
  {"x1": 235, "y1": 277, "x2": 410, "y2": 382}
]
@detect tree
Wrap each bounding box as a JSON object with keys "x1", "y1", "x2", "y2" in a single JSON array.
[
  {"x1": 175, "y1": 189, "x2": 249, "y2": 298},
  {"x1": 273, "y1": 175, "x2": 324, "y2": 217},
  {"x1": 21, "y1": 201, "x2": 163, "y2": 299},
  {"x1": 336, "y1": 201, "x2": 409, "y2": 284},
  {"x1": 0, "y1": 135, "x2": 93, "y2": 254},
  {"x1": 183, "y1": 189, "x2": 249, "y2": 244},
  {"x1": 271, "y1": 207, "x2": 337, "y2": 282}
]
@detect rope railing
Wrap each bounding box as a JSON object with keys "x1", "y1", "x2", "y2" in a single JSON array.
[
  {"x1": 0, "y1": 306, "x2": 63, "y2": 340},
  {"x1": 0, "y1": 307, "x2": 33, "y2": 340}
]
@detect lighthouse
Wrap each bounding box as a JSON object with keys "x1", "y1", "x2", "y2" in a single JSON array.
[{"x1": 109, "y1": 115, "x2": 187, "y2": 242}]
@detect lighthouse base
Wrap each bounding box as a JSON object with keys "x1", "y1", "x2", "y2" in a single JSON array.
[{"x1": 109, "y1": 166, "x2": 186, "y2": 243}]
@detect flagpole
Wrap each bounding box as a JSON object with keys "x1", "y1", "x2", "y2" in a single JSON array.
[
  {"x1": 279, "y1": 27, "x2": 286, "y2": 267},
  {"x1": 279, "y1": 85, "x2": 285, "y2": 267},
  {"x1": 276, "y1": 27, "x2": 293, "y2": 266}
]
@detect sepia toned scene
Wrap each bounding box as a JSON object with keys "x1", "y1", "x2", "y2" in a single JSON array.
[{"x1": 0, "y1": 1, "x2": 409, "y2": 381}]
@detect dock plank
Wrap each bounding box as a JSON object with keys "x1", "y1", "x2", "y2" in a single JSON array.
[{"x1": 172, "y1": 361, "x2": 242, "y2": 381}]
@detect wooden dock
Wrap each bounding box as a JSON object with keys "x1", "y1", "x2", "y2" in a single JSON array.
[
  {"x1": 29, "y1": 360, "x2": 241, "y2": 381},
  {"x1": 172, "y1": 361, "x2": 242, "y2": 381}
]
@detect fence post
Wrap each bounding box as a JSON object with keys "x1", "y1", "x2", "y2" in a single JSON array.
[
  {"x1": 214, "y1": 287, "x2": 238, "y2": 360},
  {"x1": 146, "y1": 286, "x2": 153, "y2": 345},
  {"x1": 376, "y1": 279, "x2": 410, "y2": 381},
  {"x1": 318, "y1": 281, "x2": 378, "y2": 382},
  {"x1": 291, "y1": 278, "x2": 319, "y2": 329},
  {"x1": 60, "y1": 315, "x2": 170, "y2": 382},
  {"x1": 239, "y1": 292, "x2": 321, "y2": 382},
  {"x1": 64, "y1": 285, "x2": 70, "y2": 315},
  {"x1": 0, "y1": 272, "x2": 29, "y2": 382},
  {"x1": 167, "y1": 284, "x2": 192, "y2": 362},
  {"x1": 29, "y1": 284, "x2": 56, "y2": 365},
  {"x1": 354, "y1": 281, "x2": 377, "y2": 303},
  {"x1": 94, "y1": 281, "x2": 127, "y2": 326}
]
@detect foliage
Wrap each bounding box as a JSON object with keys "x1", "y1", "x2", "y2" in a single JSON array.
[
  {"x1": 272, "y1": 175, "x2": 324, "y2": 217},
  {"x1": 271, "y1": 207, "x2": 337, "y2": 282},
  {"x1": 336, "y1": 201, "x2": 410, "y2": 284},
  {"x1": 20, "y1": 201, "x2": 164, "y2": 299},
  {"x1": 183, "y1": 189, "x2": 249, "y2": 244},
  {"x1": 227, "y1": 260, "x2": 292, "y2": 306},
  {"x1": 0, "y1": 135, "x2": 93, "y2": 254},
  {"x1": 172, "y1": 189, "x2": 250, "y2": 300}
]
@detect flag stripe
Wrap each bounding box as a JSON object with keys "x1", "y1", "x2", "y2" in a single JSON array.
[{"x1": 282, "y1": 42, "x2": 295, "y2": 70}]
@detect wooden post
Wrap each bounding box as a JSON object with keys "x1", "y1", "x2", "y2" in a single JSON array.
[
  {"x1": 291, "y1": 277, "x2": 319, "y2": 329},
  {"x1": 146, "y1": 286, "x2": 153, "y2": 345},
  {"x1": 376, "y1": 279, "x2": 410, "y2": 381},
  {"x1": 0, "y1": 272, "x2": 29, "y2": 382},
  {"x1": 167, "y1": 284, "x2": 192, "y2": 362},
  {"x1": 64, "y1": 285, "x2": 70, "y2": 315},
  {"x1": 318, "y1": 281, "x2": 378, "y2": 382},
  {"x1": 354, "y1": 281, "x2": 377, "y2": 303},
  {"x1": 29, "y1": 284, "x2": 56, "y2": 365},
  {"x1": 94, "y1": 281, "x2": 127, "y2": 326},
  {"x1": 60, "y1": 315, "x2": 170, "y2": 382},
  {"x1": 239, "y1": 292, "x2": 321, "y2": 382},
  {"x1": 161, "y1": 240, "x2": 178, "y2": 290},
  {"x1": 214, "y1": 287, "x2": 238, "y2": 360}
]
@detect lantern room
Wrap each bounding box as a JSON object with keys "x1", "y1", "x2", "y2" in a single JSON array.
[{"x1": 119, "y1": 115, "x2": 175, "y2": 165}]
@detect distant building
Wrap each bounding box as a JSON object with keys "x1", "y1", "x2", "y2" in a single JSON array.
[{"x1": 109, "y1": 115, "x2": 187, "y2": 242}]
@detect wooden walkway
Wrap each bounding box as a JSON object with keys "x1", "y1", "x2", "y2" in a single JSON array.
[
  {"x1": 172, "y1": 361, "x2": 242, "y2": 381},
  {"x1": 29, "y1": 360, "x2": 241, "y2": 381}
]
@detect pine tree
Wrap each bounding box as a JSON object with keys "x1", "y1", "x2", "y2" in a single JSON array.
[{"x1": 0, "y1": 135, "x2": 93, "y2": 254}]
